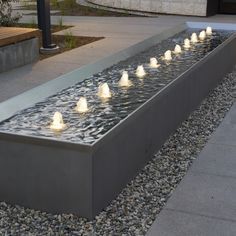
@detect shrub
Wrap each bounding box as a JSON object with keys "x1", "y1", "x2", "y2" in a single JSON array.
[
  {"x1": 64, "y1": 31, "x2": 76, "y2": 49},
  {"x1": 63, "y1": 0, "x2": 77, "y2": 8},
  {"x1": 0, "y1": 0, "x2": 21, "y2": 26}
]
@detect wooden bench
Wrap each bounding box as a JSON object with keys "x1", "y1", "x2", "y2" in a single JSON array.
[
  {"x1": 0, "y1": 27, "x2": 40, "y2": 73},
  {"x1": 0, "y1": 27, "x2": 40, "y2": 47}
]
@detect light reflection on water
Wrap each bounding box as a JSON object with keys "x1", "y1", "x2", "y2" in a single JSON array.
[{"x1": 0, "y1": 30, "x2": 233, "y2": 144}]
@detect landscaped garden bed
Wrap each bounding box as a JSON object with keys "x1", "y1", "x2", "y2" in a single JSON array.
[{"x1": 13, "y1": 23, "x2": 104, "y2": 60}]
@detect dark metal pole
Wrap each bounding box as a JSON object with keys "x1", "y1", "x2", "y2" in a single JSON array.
[
  {"x1": 37, "y1": 0, "x2": 59, "y2": 53},
  {"x1": 36, "y1": 0, "x2": 42, "y2": 30}
]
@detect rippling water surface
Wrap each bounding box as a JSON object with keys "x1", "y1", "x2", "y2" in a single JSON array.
[{"x1": 0, "y1": 29, "x2": 233, "y2": 144}]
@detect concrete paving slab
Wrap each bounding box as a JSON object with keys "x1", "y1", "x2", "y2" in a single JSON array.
[
  {"x1": 207, "y1": 102, "x2": 236, "y2": 146},
  {"x1": 0, "y1": 61, "x2": 79, "y2": 102},
  {"x1": 165, "y1": 172, "x2": 236, "y2": 222},
  {"x1": 48, "y1": 38, "x2": 139, "y2": 63},
  {"x1": 59, "y1": 24, "x2": 169, "y2": 38},
  {"x1": 221, "y1": 103, "x2": 236, "y2": 126},
  {"x1": 209, "y1": 123, "x2": 236, "y2": 147},
  {"x1": 191, "y1": 143, "x2": 236, "y2": 178},
  {"x1": 147, "y1": 209, "x2": 236, "y2": 236}
]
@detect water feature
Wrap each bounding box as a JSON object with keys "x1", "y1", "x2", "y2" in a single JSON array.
[
  {"x1": 76, "y1": 97, "x2": 89, "y2": 113},
  {"x1": 183, "y1": 38, "x2": 191, "y2": 49},
  {"x1": 0, "y1": 28, "x2": 233, "y2": 144},
  {"x1": 206, "y1": 26, "x2": 212, "y2": 35},
  {"x1": 163, "y1": 50, "x2": 172, "y2": 61},
  {"x1": 98, "y1": 82, "x2": 112, "y2": 99},
  {"x1": 49, "y1": 112, "x2": 67, "y2": 132},
  {"x1": 136, "y1": 65, "x2": 146, "y2": 78},
  {"x1": 191, "y1": 32, "x2": 198, "y2": 43},
  {"x1": 199, "y1": 30, "x2": 206, "y2": 40},
  {"x1": 149, "y1": 57, "x2": 160, "y2": 68},
  {"x1": 118, "y1": 71, "x2": 132, "y2": 87},
  {"x1": 174, "y1": 44, "x2": 182, "y2": 54}
]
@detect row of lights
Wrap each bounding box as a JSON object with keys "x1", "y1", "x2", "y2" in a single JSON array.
[{"x1": 50, "y1": 26, "x2": 213, "y2": 132}]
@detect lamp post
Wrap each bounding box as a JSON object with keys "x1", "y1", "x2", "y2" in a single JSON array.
[{"x1": 37, "y1": 0, "x2": 59, "y2": 53}]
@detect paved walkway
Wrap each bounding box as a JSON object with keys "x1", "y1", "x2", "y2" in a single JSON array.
[
  {"x1": 1, "y1": 14, "x2": 236, "y2": 235},
  {"x1": 147, "y1": 102, "x2": 236, "y2": 235},
  {"x1": 1, "y1": 14, "x2": 236, "y2": 102}
]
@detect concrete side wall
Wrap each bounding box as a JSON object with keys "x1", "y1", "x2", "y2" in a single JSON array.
[
  {"x1": 88, "y1": 0, "x2": 208, "y2": 16},
  {"x1": 0, "y1": 137, "x2": 94, "y2": 219},
  {"x1": 0, "y1": 38, "x2": 39, "y2": 73}
]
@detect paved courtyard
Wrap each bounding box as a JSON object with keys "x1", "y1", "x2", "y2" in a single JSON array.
[{"x1": 0, "y1": 12, "x2": 236, "y2": 235}]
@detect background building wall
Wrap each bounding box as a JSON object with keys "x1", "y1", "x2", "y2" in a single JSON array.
[{"x1": 88, "y1": 0, "x2": 208, "y2": 16}]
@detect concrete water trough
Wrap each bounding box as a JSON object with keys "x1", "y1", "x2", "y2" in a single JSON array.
[{"x1": 0, "y1": 22, "x2": 236, "y2": 219}]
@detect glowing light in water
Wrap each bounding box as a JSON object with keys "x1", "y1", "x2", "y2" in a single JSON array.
[
  {"x1": 199, "y1": 30, "x2": 206, "y2": 40},
  {"x1": 136, "y1": 65, "x2": 146, "y2": 78},
  {"x1": 98, "y1": 82, "x2": 112, "y2": 98},
  {"x1": 76, "y1": 97, "x2": 88, "y2": 113},
  {"x1": 149, "y1": 57, "x2": 160, "y2": 68},
  {"x1": 206, "y1": 26, "x2": 212, "y2": 36},
  {"x1": 184, "y1": 38, "x2": 191, "y2": 49},
  {"x1": 164, "y1": 50, "x2": 172, "y2": 61},
  {"x1": 118, "y1": 71, "x2": 132, "y2": 87},
  {"x1": 191, "y1": 32, "x2": 198, "y2": 43},
  {"x1": 174, "y1": 44, "x2": 182, "y2": 54},
  {"x1": 50, "y1": 112, "x2": 66, "y2": 131}
]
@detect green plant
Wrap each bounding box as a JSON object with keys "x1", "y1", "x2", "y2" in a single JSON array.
[
  {"x1": 28, "y1": 16, "x2": 36, "y2": 28},
  {"x1": 56, "y1": 0, "x2": 77, "y2": 14},
  {"x1": 0, "y1": 0, "x2": 21, "y2": 26},
  {"x1": 22, "y1": 0, "x2": 32, "y2": 10},
  {"x1": 58, "y1": 16, "x2": 64, "y2": 29},
  {"x1": 63, "y1": 0, "x2": 77, "y2": 8},
  {"x1": 51, "y1": 0, "x2": 59, "y2": 8},
  {"x1": 64, "y1": 31, "x2": 76, "y2": 49}
]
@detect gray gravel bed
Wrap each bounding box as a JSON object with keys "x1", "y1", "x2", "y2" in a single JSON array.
[{"x1": 1, "y1": 67, "x2": 236, "y2": 235}]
